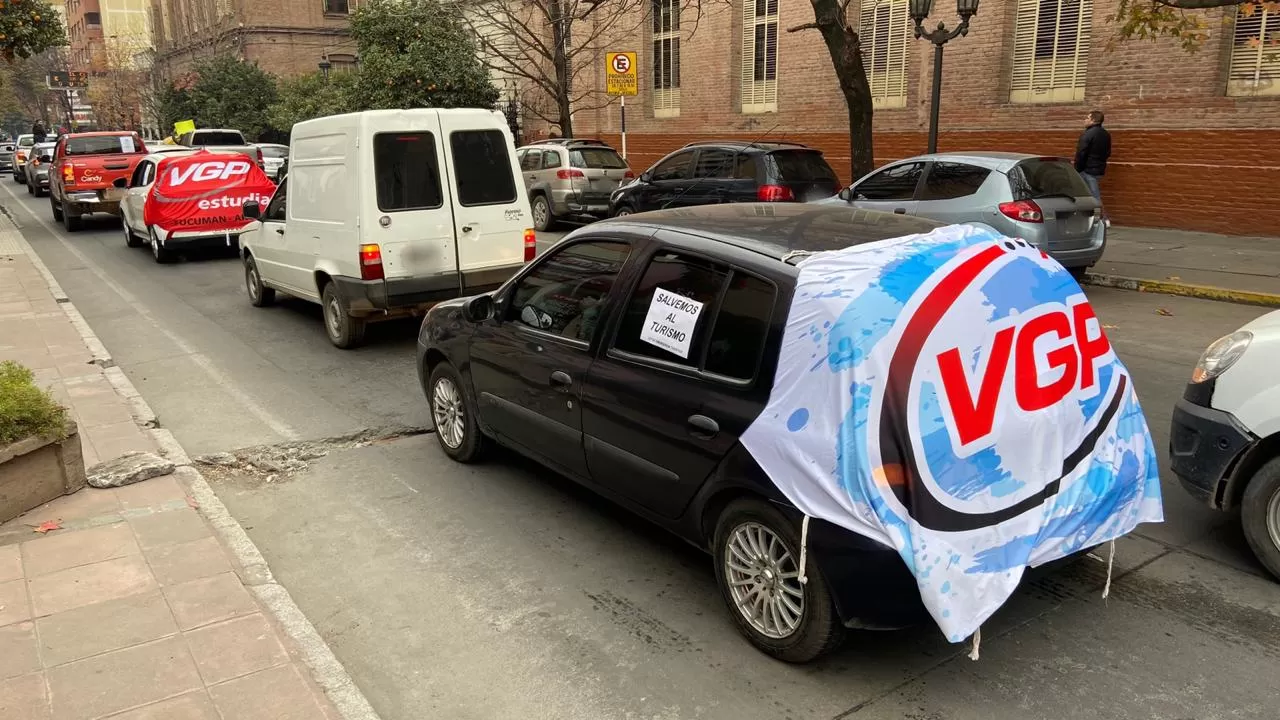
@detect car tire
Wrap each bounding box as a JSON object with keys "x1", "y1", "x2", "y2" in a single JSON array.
[
  {"x1": 531, "y1": 194, "x2": 556, "y2": 232},
  {"x1": 26, "y1": 180, "x2": 33, "y2": 195},
  {"x1": 321, "y1": 282, "x2": 366, "y2": 349},
  {"x1": 243, "y1": 254, "x2": 275, "y2": 307},
  {"x1": 1240, "y1": 457, "x2": 1280, "y2": 582},
  {"x1": 50, "y1": 196, "x2": 63, "y2": 222},
  {"x1": 427, "y1": 361, "x2": 485, "y2": 463},
  {"x1": 612, "y1": 204, "x2": 635, "y2": 218},
  {"x1": 33, "y1": 186, "x2": 44, "y2": 198},
  {"x1": 63, "y1": 204, "x2": 83, "y2": 232},
  {"x1": 122, "y1": 220, "x2": 143, "y2": 248},
  {"x1": 149, "y1": 227, "x2": 174, "y2": 263},
  {"x1": 712, "y1": 498, "x2": 845, "y2": 663}
]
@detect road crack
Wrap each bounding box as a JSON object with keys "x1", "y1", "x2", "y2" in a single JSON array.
[{"x1": 195, "y1": 424, "x2": 432, "y2": 485}]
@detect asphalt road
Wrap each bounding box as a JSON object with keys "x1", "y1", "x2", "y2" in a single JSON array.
[{"x1": 5, "y1": 181, "x2": 1279, "y2": 720}]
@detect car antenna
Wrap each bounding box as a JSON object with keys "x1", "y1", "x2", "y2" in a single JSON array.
[{"x1": 660, "y1": 122, "x2": 782, "y2": 211}]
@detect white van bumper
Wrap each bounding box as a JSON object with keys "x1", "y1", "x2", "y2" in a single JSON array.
[{"x1": 330, "y1": 263, "x2": 524, "y2": 314}]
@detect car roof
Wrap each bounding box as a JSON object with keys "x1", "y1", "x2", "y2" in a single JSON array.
[
  {"x1": 600, "y1": 203, "x2": 946, "y2": 263},
  {"x1": 679, "y1": 140, "x2": 814, "y2": 153},
  {"x1": 62, "y1": 131, "x2": 137, "y2": 138},
  {"x1": 888, "y1": 151, "x2": 1072, "y2": 172}
]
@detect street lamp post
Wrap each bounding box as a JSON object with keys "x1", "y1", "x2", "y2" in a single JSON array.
[
  {"x1": 318, "y1": 58, "x2": 332, "y2": 81},
  {"x1": 909, "y1": 0, "x2": 980, "y2": 154}
]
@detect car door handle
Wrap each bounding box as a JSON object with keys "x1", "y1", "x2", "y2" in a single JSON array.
[
  {"x1": 550, "y1": 370, "x2": 573, "y2": 389},
  {"x1": 893, "y1": 208, "x2": 907, "y2": 214},
  {"x1": 275, "y1": 227, "x2": 284, "y2": 234},
  {"x1": 462, "y1": 225, "x2": 474, "y2": 233},
  {"x1": 687, "y1": 415, "x2": 719, "y2": 439}
]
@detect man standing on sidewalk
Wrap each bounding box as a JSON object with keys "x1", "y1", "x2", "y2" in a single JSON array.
[{"x1": 1075, "y1": 110, "x2": 1112, "y2": 226}]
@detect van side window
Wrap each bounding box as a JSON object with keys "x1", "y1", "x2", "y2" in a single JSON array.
[
  {"x1": 450, "y1": 130, "x2": 517, "y2": 207},
  {"x1": 373, "y1": 132, "x2": 443, "y2": 212},
  {"x1": 265, "y1": 179, "x2": 287, "y2": 221}
]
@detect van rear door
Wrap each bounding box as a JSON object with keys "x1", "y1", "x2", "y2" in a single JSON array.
[{"x1": 437, "y1": 115, "x2": 528, "y2": 291}]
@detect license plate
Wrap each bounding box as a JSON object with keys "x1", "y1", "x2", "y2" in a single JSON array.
[{"x1": 104, "y1": 188, "x2": 125, "y2": 202}]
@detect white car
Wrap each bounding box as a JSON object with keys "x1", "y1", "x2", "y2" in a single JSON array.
[
  {"x1": 255, "y1": 143, "x2": 289, "y2": 180},
  {"x1": 118, "y1": 148, "x2": 245, "y2": 263},
  {"x1": 1171, "y1": 309, "x2": 1280, "y2": 579}
]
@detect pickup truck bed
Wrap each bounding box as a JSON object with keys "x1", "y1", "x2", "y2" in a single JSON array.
[{"x1": 49, "y1": 132, "x2": 148, "y2": 232}]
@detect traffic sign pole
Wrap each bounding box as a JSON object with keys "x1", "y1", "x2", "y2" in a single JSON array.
[
  {"x1": 620, "y1": 96, "x2": 627, "y2": 159},
  {"x1": 605, "y1": 51, "x2": 637, "y2": 160}
]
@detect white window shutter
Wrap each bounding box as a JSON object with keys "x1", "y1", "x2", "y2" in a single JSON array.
[
  {"x1": 653, "y1": 0, "x2": 682, "y2": 116},
  {"x1": 1010, "y1": 0, "x2": 1092, "y2": 104},
  {"x1": 1228, "y1": 5, "x2": 1280, "y2": 97},
  {"x1": 859, "y1": 0, "x2": 909, "y2": 109},
  {"x1": 741, "y1": 0, "x2": 779, "y2": 113}
]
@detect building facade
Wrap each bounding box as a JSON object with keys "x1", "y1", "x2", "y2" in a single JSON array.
[
  {"x1": 557, "y1": 0, "x2": 1280, "y2": 235},
  {"x1": 149, "y1": 0, "x2": 363, "y2": 81}
]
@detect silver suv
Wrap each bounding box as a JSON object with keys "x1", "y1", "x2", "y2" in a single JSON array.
[{"x1": 515, "y1": 139, "x2": 632, "y2": 231}]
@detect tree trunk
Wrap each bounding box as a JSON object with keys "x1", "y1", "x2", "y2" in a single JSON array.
[
  {"x1": 551, "y1": 0, "x2": 573, "y2": 138},
  {"x1": 806, "y1": 0, "x2": 875, "y2": 180}
]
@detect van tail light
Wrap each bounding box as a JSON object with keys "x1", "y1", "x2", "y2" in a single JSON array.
[
  {"x1": 556, "y1": 169, "x2": 586, "y2": 180},
  {"x1": 16, "y1": 151, "x2": 26, "y2": 162},
  {"x1": 523, "y1": 229, "x2": 537, "y2": 262},
  {"x1": 31, "y1": 157, "x2": 40, "y2": 167},
  {"x1": 359, "y1": 243, "x2": 384, "y2": 281},
  {"x1": 758, "y1": 184, "x2": 795, "y2": 202},
  {"x1": 62, "y1": 163, "x2": 75, "y2": 185},
  {"x1": 623, "y1": 170, "x2": 635, "y2": 179},
  {"x1": 998, "y1": 200, "x2": 1043, "y2": 223}
]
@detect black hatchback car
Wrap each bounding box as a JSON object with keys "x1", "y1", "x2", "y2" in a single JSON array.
[
  {"x1": 416, "y1": 203, "x2": 945, "y2": 662},
  {"x1": 609, "y1": 141, "x2": 842, "y2": 217}
]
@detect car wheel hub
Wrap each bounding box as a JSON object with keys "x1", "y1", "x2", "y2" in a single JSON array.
[
  {"x1": 246, "y1": 266, "x2": 259, "y2": 299},
  {"x1": 326, "y1": 297, "x2": 342, "y2": 337},
  {"x1": 533, "y1": 201, "x2": 547, "y2": 226},
  {"x1": 432, "y1": 377, "x2": 466, "y2": 449},
  {"x1": 1267, "y1": 487, "x2": 1280, "y2": 553},
  {"x1": 725, "y1": 522, "x2": 804, "y2": 639}
]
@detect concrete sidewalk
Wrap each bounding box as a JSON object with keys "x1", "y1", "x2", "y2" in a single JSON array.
[
  {"x1": 0, "y1": 219, "x2": 363, "y2": 719},
  {"x1": 1087, "y1": 226, "x2": 1280, "y2": 307}
]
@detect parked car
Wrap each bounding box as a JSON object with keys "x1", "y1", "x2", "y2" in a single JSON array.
[
  {"x1": 1171, "y1": 310, "x2": 1280, "y2": 580},
  {"x1": 177, "y1": 128, "x2": 265, "y2": 169},
  {"x1": 0, "y1": 141, "x2": 15, "y2": 175},
  {"x1": 515, "y1": 139, "x2": 632, "y2": 231},
  {"x1": 11, "y1": 134, "x2": 35, "y2": 183},
  {"x1": 116, "y1": 149, "x2": 248, "y2": 262},
  {"x1": 24, "y1": 142, "x2": 56, "y2": 196},
  {"x1": 239, "y1": 108, "x2": 534, "y2": 349},
  {"x1": 819, "y1": 152, "x2": 1105, "y2": 271},
  {"x1": 416, "y1": 203, "x2": 948, "y2": 662},
  {"x1": 609, "y1": 141, "x2": 841, "y2": 217},
  {"x1": 49, "y1": 131, "x2": 149, "y2": 231},
  {"x1": 254, "y1": 143, "x2": 289, "y2": 180}
]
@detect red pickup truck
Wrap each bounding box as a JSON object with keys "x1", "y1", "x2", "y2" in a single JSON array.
[{"x1": 49, "y1": 131, "x2": 148, "y2": 232}]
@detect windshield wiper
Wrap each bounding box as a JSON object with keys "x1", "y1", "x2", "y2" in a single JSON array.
[{"x1": 1032, "y1": 193, "x2": 1078, "y2": 202}]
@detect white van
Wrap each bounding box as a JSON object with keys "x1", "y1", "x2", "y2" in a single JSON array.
[{"x1": 239, "y1": 109, "x2": 535, "y2": 348}]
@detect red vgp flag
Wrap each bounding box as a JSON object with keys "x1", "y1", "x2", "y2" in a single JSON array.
[{"x1": 143, "y1": 150, "x2": 277, "y2": 234}]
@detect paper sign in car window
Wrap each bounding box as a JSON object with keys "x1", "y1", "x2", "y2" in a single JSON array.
[
  {"x1": 640, "y1": 287, "x2": 705, "y2": 358},
  {"x1": 120, "y1": 136, "x2": 136, "y2": 154}
]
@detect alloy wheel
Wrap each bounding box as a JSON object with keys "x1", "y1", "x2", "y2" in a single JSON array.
[
  {"x1": 724, "y1": 522, "x2": 805, "y2": 639},
  {"x1": 432, "y1": 376, "x2": 466, "y2": 449},
  {"x1": 532, "y1": 198, "x2": 548, "y2": 228},
  {"x1": 1266, "y1": 485, "x2": 1280, "y2": 555}
]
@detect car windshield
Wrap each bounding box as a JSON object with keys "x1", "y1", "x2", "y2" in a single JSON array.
[
  {"x1": 65, "y1": 135, "x2": 142, "y2": 156},
  {"x1": 771, "y1": 150, "x2": 839, "y2": 182},
  {"x1": 569, "y1": 147, "x2": 627, "y2": 169},
  {"x1": 18, "y1": 136, "x2": 34, "y2": 147},
  {"x1": 191, "y1": 132, "x2": 244, "y2": 146},
  {"x1": 258, "y1": 146, "x2": 288, "y2": 158},
  {"x1": 1008, "y1": 158, "x2": 1092, "y2": 200}
]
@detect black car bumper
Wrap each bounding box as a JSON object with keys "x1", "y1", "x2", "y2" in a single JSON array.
[
  {"x1": 162, "y1": 233, "x2": 241, "y2": 251},
  {"x1": 1169, "y1": 395, "x2": 1257, "y2": 508},
  {"x1": 808, "y1": 519, "x2": 928, "y2": 629},
  {"x1": 331, "y1": 264, "x2": 522, "y2": 314}
]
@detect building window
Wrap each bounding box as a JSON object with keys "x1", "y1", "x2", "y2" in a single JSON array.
[
  {"x1": 329, "y1": 54, "x2": 358, "y2": 73},
  {"x1": 859, "y1": 0, "x2": 909, "y2": 109},
  {"x1": 1228, "y1": 3, "x2": 1280, "y2": 96},
  {"x1": 652, "y1": 0, "x2": 681, "y2": 117},
  {"x1": 1010, "y1": 0, "x2": 1092, "y2": 104},
  {"x1": 85, "y1": 11, "x2": 101, "y2": 26},
  {"x1": 741, "y1": 0, "x2": 779, "y2": 113},
  {"x1": 325, "y1": 0, "x2": 350, "y2": 14}
]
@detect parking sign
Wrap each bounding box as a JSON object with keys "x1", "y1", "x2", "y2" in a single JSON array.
[{"x1": 605, "y1": 51, "x2": 638, "y2": 96}]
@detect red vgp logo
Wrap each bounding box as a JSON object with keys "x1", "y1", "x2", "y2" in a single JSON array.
[
  {"x1": 934, "y1": 299, "x2": 1113, "y2": 448},
  {"x1": 166, "y1": 160, "x2": 252, "y2": 187}
]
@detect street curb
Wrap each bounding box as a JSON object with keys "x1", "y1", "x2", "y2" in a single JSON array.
[
  {"x1": 1, "y1": 207, "x2": 383, "y2": 720},
  {"x1": 1082, "y1": 272, "x2": 1280, "y2": 308}
]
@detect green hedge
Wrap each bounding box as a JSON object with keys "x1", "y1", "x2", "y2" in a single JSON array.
[{"x1": 0, "y1": 361, "x2": 67, "y2": 445}]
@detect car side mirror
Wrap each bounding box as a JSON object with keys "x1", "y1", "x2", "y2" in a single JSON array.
[
  {"x1": 838, "y1": 186, "x2": 854, "y2": 202},
  {"x1": 112, "y1": 177, "x2": 128, "y2": 189},
  {"x1": 463, "y1": 294, "x2": 494, "y2": 323},
  {"x1": 242, "y1": 201, "x2": 261, "y2": 220},
  {"x1": 640, "y1": 171, "x2": 652, "y2": 183},
  {"x1": 40, "y1": 154, "x2": 52, "y2": 163}
]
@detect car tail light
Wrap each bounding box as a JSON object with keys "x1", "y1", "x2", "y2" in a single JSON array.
[
  {"x1": 523, "y1": 229, "x2": 537, "y2": 262},
  {"x1": 556, "y1": 169, "x2": 585, "y2": 180},
  {"x1": 623, "y1": 170, "x2": 635, "y2": 180},
  {"x1": 62, "y1": 163, "x2": 75, "y2": 185},
  {"x1": 758, "y1": 184, "x2": 795, "y2": 202},
  {"x1": 31, "y1": 157, "x2": 40, "y2": 167},
  {"x1": 359, "y1": 243, "x2": 384, "y2": 281},
  {"x1": 998, "y1": 200, "x2": 1043, "y2": 223},
  {"x1": 16, "y1": 151, "x2": 27, "y2": 162},
  {"x1": 255, "y1": 147, "x2": 264, "y2": 168}
]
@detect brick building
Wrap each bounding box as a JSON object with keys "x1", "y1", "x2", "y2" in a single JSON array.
[
  {"x1": 558, "y1": 0, "x2": 1280, "y2": 235},
  {"x1": 149, "y1": 0, "x2": 363, "y2": 81}
]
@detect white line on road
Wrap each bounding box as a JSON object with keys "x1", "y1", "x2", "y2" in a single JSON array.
[{"x1": 2, "y1": 182, "x2": 301, "y2": 441}]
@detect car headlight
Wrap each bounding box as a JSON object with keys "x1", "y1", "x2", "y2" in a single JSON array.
[{"x1": 1191, "y1": 331, "x2": 1252, "y2": 383}]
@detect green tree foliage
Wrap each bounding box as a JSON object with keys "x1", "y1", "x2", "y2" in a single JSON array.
[
  {"x1": 267, "y1": 70, "x2": 357, "y2": 132},
  {"x1": 185, "y1": 56, "x2": 279, "y2": 140},
  {"x1": 0, "y1": 0, "x2": 66, "y2": 62},
  {"x1": 0, "y1": 361, "x2": 67, "y2": 445},
  {"x1": 348, "y1": 0, "x2": 498, "y2": 111}
]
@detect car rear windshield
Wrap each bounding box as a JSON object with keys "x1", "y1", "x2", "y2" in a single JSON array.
[
  {"x1": 190, "y1": 131, "x2": 245, "y2": 146},
  {"x1": 569, "y1": 147, "x2": 627, "y2": 169},
  {"x1": 770, "y1": 150, "x2": 839, "y2": 182},
  {"x1": 64, "y1": 135, "x2": 142, "y2": 156},
  {"x1": 258, "y1": 146, "x2": 288, "y2": 158},
  {"x1": 1008, "y1": 158, "x2": 1092, "y2": 200},
  {"x1": 18, "y1": 137, "x2": 34, "y2": 147}
]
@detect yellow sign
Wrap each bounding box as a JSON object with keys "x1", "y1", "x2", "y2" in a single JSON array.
[
  {"x1": 605, "y1": 52, "x2": 638, "y2": 96},
  {"x1": 173, "y1": 120, "x2": 196, "y2": 137}
]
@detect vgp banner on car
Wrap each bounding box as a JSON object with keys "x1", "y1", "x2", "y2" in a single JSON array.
[
  {"x1": 143, "y1": 150, "x2": 276, "y2": 235},
  {"x1": 739, "y1": 223, "x2": 1163, "y2": 645}
]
